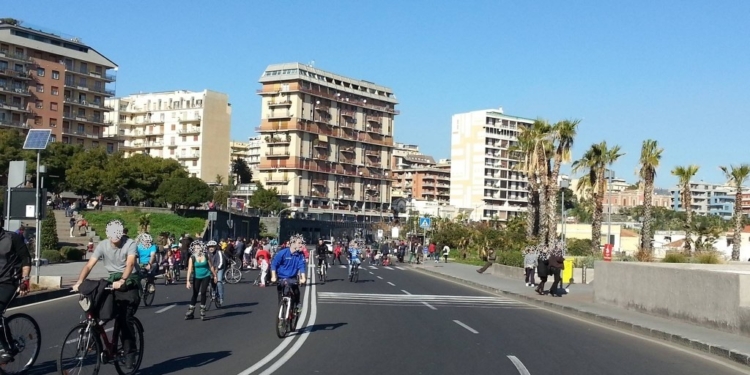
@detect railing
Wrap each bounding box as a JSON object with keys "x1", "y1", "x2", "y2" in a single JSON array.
[
  {"x1": 267, "y1": 111, "x2": 292, "y2": 119},
  {"x1": 312, "y1": 179, "x2": 328, "y2": 186},
  {"x1": 265, "y1": 150, "x2": 290, "y2": 157},
  {"x1": 179, "y1": 115, "x2": 201, "y2": 122},
  {"x1": 62, "y1": 112, "x2": 110, "y2": 125},
  {"x1": 178, "y1": 128, "x2": 201, "y2": 135},
  {"x1": 0, "y1": 85, "x2": 29, "y2": 95},
  {"x1": 256, "y1": 119, "x2": 394, "y2": 146},
  {"x1": 0, "y1": 51, "x2": 32, "y2": 63},
  {"x1": 365, "y1": 149, "x2": 380, "y2": 156},
  {"x1": 63, "y1": 97, "x2": 114, "y2": 110},
  {"x1": 338, "y1": 181, "x2": 353, "y2": 189},
  {"x1": 0, "y1": 101, "x2": 27, "y2": 111},
  {"x1": 340, "y1": 146, "x2": 355, "y2": 153},
  {"x1": 315, "y1": 104, "x2": 330, "y2": 112},
  {"x1": 298, "y1": 87, "x2": 400, "y2": 115},
  {"x1": 365, "y1": 161, "x2": 381, "y2": 168},
  {"x1": 178, "y1": 153, "x2": 200, "y2": 159},
  {"x1": 0, "y1": 69, "x2": 30, "y2": 79},
  {"x1": 312, "y1": 191, "x2": 327, "y2": 198},
  {"x1": 340, "y1": 109, "x2": 356, "y2": 118},
  {"x1": 90, "y1": 86, "x2": 115, "y2": 96},
  {"x1": 0, "y1": 119, "x2": 28, "y2": 128},
  {"x1": 268, "y1": 100, "x2": 292, "y2": 106},
  {"x1": 365, "y1": 115, "x2": 381, "y2": 124}
]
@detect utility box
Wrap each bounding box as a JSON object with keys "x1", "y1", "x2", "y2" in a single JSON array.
[{"x1": 8, "y1": 188, "x2": 46, "y2": 220}]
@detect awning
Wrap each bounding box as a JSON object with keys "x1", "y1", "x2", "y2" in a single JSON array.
[{"x1": 319, "y1": 135, "x2": 328, "y2": 142}]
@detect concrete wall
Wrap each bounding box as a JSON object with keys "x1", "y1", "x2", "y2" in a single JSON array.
[
  {"x1": 489, "y1": 263, "x2": 595, "y2": 284},
  {"x1": 594, "y1": 261, "x2": 750, "y2": 335}
]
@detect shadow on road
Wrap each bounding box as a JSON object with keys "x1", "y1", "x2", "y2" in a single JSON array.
[
  {"x1": 138, "y1": 350, "x2": 232, "y2": 375},
  {"x1": 209, "y1": 310, "x2": 253, "y2": 320},
  {"x1": 307, "y1": 322, "x2": 348, "y2": 332},
  {"x1": 148, "y1": 300, "x2": 191, "y2": 309},
  {"x1": 28, "y1": 360, "x2": 57, "y2": 375},
  {"x1": 219, "y1": 302, "x2": 258, "y2": 310},
  {"x1": 353, "y1": 279, "x2": 374, "y2": 284}
]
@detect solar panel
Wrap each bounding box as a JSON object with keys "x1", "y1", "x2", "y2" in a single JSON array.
[{"x1": 22, "y1": 129, "x2": 52, "y2": 150}]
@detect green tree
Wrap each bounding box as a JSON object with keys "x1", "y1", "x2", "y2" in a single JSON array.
[
  {"x1": 40, "y1": 207, "x2": 59, "y2": 251},
  {"x1": 720, "y1": 164, "x2": 750, "y2": 260},
  {"x1": 213, "y1": 185, "x2": 232, "y2": 209},
  {"x1": 0, "y1": 129, "x2": 31, "y2": 181},
  {"x1": 41, "y1": 142, "x2": 83, "y2": 194},
  {"x1": 638, "y1": 139, "x2": 663, "y2": 254},
  {"x1": 108, "y1": 153, "x2": 188, "y2": 205},
  {"x1": 232, "y1": 158, "x2": 253, "y2": 184},
  {"x1": 66, "y1": 147, "x2": 109, "y2": 198},
  {"x1": 249, "y1": 183, "x2": 286, "y2": 216},
  {"x1": 556, "y1": 187, "x2": 577, "y2": 216},
  {"x1": 156, "y1": 177, "x2": 213, "y2": 211},
  {"x1": 671, "y1": 165, "x2": 700, "y2": 254},
  {"x1": 546, "y1": 119, "x2": 580, "y2": 245}
]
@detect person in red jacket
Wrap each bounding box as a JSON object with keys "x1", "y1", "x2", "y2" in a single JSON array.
[
  {"x1": 428, "y1": 242, "x2": 436, "y2": 262},
  {"x1": 332, "y1": 244, "x2": 342, "y2": 265}
]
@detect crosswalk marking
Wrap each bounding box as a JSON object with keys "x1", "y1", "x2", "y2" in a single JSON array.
[
  {"x1": 369, "y1": 266, "x2": 377, "y2": 269},
  {"x1": 395, "y1": 266, "x2": 405, "y2": 270},
  {"x1": 317, "y1": 292, "x2": 527, "y2": 308},
  {"x1": 383, "y1": 266, "x2": 394, "y2": 270}
]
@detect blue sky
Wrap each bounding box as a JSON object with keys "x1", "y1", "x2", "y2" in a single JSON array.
[{"x1": 9, "y1": 1, "x2": 750, "y2": 188}]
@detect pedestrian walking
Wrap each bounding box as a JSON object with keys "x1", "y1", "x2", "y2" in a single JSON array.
[
  {"x1": 69, "y1": 217, "x2": 76, "y2": 238},
  {"x1": 442, "y1": 244, "x2": 450, "y2": 263},
  {"x1": 477, "y1": 249, "x2": 496, "y2": 274},
  {"x1": 535, "y1": 249, "x2": 549, "y2": 295},
  {"x1": 547, "y1": 247, "x2": 565, "y2": 297},
  {"x1": 524, "y1": 246, "x2": 538, "y2": 287}
]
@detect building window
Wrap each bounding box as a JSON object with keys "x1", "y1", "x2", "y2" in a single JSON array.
[
  {"x1": 36, "y1": 67, "x2": 45, "y2": 77},
  {"x1": 170, "y1": 149, "x2": 174, "y2": 155},
  {"x1": 50, "y1": 102, "x2": 58, "y2": 111},
  {"x1": 171, "y1": 124, "x2": 175, "y2": 131},
  {"x1": 50, "y1": 134, "x2": 56, "y2": 142},
  {"x1": 49, "y1": 119, "x2": 57, "y2": 127},
  {"x1": 107, "y1": 143, "x2": 114, "y2": 153},
  {"x1": 52, "y1": 70, "x2": 60, "y2": 80},
  {"x1": 182, "y1": 136, "x2": 186, "y2": 142},
  {"x1": 193, "y1": 135, "x2": 198, "y2": 141},
  {"x1": 192, "y1": 161, "x2": 197, "y2": 166},
  {"x1": 51, "y1": 86, "x2": 59, "y2": 96},
  {"x1": 36, "y1": 84, "x2": 43, "y2": 93},
  {"x1": 35, "y1": 101, "x2": 43, "y2": 109},
  {"x1": 77, "y1": 124, "x2": 85, "y2": 133},
  {"x1": 33, "y1": 117, "x2": 41, "y2": 125},
  {"x1": 92, "y1": 141, "x2": 98, "y2": 148}
]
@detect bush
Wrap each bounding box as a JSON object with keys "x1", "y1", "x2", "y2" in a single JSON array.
[
  {"x1": 663, "y1": 252, "x2": 688, "y2": 263},
  {"x1": 566, "y1": 238, "x2": 593, "y2": 256},
  {"x1": 694, "y1": 251, "x2": 722, "y2": 264},
  {"x1": 495, "y1": 249, "x2": 523, "y2": 268},
  {"x1": 41, "y1": 250, "x2": 62, "y2": 264},
  {"x1": 60, "y1": 246, "x2": 84, "y2": 261},
  {"x1": 572, "y1": 255, "x2": 601, "y2": 268},
  {"x1": 260, "y1": 232, "x2": 276, "y2": 239},
  {"x1": 40, "y1": 207, "x2": 58, "y2": 251}
]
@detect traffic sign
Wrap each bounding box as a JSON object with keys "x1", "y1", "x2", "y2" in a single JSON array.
[
  {"x1": 207, "y1": 211, "x2": 217, "y2": 221},
  {"x1": 419, "y1": 217, "x2": 431, "y2": 229},
  {"x1": 391, "y1": 226, "x2": 400, "y2": 238},
  {"x1": 377, "y1": 229, "x2": 383, "y2": 239}
]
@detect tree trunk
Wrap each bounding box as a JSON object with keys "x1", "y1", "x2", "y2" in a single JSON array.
[
  {"x1": 733, "y1": 187, "x2": 742, "y2": 261},
  {"x1": 538, "y1": 182, "x2": 548, "y2": 245},
  {"x1": 525, "y1": 177, "x2": 537, "y2": 239},
  {"x1": 591, "y1": 169, "x2": 606, "y2": 255},
  {"x1": 641, "y1": 174, "x2": 654, "y2": 253},
  {"x1": 547, "y1": 156, "x2": 562, "y2": 246},
  {"x1": 682, "y1": 186, "x2": 692, "y2": 254}
]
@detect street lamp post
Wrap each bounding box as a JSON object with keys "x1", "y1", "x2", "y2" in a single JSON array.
[
  {"x1": 605, "y1": 169, "x2": 615, "y2": 247},
  {"x1": 560, "y1": 179, "x2": 570, "y2": 248}
]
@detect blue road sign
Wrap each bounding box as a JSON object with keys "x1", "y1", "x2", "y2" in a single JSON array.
[{"x1": 419, "y1": 217, "x2": 431, "y2": 229}]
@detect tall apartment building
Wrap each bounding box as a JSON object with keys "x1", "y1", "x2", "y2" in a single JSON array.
[
  {"x1": 230, "y1": 138, "x2": 261, "y2": 181},
  {"x1": 670, "y1": 181, "x2": 742, "y2": 220},
  {"x1": 391, "y1": 153, "x2": 450, "y2": 203},
  {"x1": 0, "y1": 18, "x2": 117, "y2": 148},
  {"x1": 256, "y1": 63, "x2": 397, "y2": 217},
  {"x1": 104, "y1": 90, "x2": 231, "y2": 182},
  {"x1": 450, "y1": 108, "x2": 532, "y2": 221}
]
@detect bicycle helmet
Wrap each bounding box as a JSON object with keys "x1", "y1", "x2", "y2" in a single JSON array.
[
  {"x1": 136, "y1": 233, "x2": 153, "y2": 246},
  {"x1": 206, "y1": 240, "x2": 218, "y2": 247}
]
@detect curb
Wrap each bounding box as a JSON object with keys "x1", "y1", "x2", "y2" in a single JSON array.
[
  {"x1": 9, "y1": 288, "x2": 73, "y2": 308},
  {"x1": 412, "y1": 266, "x2": 750, "y2": 368}
]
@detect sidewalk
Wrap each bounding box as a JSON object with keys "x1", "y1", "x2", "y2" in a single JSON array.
[
  {"x1": 412, "y1": 261, "x2": 750, "y2": 368},
  {"x1": 37, "y1": 261, "x2": 110, "y2": 287}
]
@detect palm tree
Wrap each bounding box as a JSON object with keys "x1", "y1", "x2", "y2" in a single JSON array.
[
  {"x1": 530, "y1": 120, "x2": 552, "y2": 244},
  {"x1": 511, "y1": 122, "x2": 549, "y2": 239},
  {"x1": 572, "y1": 141, "x2": 624, "y2": 255},
  {"x1": 638, "y1": 139, "x2": 663, "y2": 254},
  {"x1": 671, "y1": 165, "x2": 700, "y2": 254},
  {"x1": 719, "y1": 164, "x2": 750, "y2": 261},
  {"x1": 547, "y1": 119, "x2": 579, "y2": 243}
]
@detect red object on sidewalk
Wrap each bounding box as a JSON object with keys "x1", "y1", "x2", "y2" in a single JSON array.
[{"x1": 603, "y1": 244, "x2": 613, "y2": 262}]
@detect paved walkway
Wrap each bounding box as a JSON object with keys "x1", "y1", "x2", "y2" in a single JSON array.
[
  {"x1": 35, "y1": 261, "x2": 109, "y2": 287},
  {"x1": 412, "y1": 261, "x2": 750, "y2": 368}
]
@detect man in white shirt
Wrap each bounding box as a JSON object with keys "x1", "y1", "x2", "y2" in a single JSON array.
[{"x1": 442, "y1": 245, "x2": 450, "y2": 263}]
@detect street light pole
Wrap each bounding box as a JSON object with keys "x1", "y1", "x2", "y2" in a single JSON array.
[
  {"x1": 560, "y1": 179, "x2": 569, "y2": 248},
  {"x1": 606, "y1": 170, "x2": 614, "y2": 246}
]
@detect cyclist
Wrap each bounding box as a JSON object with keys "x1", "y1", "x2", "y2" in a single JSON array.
[
  {"x1": 72, "y1": 219, "x2": 140, "y2": 369},
  {"x1": 206, "y1": 240, "x2": 227, "y2": 305},
  {"x1": 315, "y1": 238, "x2": 328, "y2": 277},
  {"x1": 136, "y1": 233, "x2": 158, "y2": 291},
  {"x1": 347, "y1": 239, "x2": 362, "y2": 278},
  {"x1": 0, "y1": 215, "x2": 31, "y2": 363},
  {"x1": 270, "y1": 234, "x2": 307, "y2": 314}
]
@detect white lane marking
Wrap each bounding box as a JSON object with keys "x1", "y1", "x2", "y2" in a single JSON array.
[
  {"x1": 422, "y1": 302, "x2": 437, "y2": 310},
  {"x1": 387, "y1": 282, "x2": 395, "y2": 286},
  {"x1": 66, "y1": 327, "x2": 112, "y2": 344},
  {"x1": 237, "y1": 261, "x2": 315, "y2": 375},
  {"x1": 395, "y1": 266, "x2": 405, "y2": 270},
  {"x1": 258, "y1": 266, "x2": 318, "y2": 375},
  {"x1": 339, "y1": 265, "x2": 347, "y2": 268},
  {"x1": 369, "y1": 266, "x2": 377, "y2": 269},
  {"x1": 369, "y1": 272, "x2": 374, "y2": 275},
  {"x1": 453, "y1": 320, "x2": 478, "y2": 334},
  {"x1": 401, "y1": 290, "x2": 411, "y2": 295},
  {"x1": 155, "y1": 304, "x2": 175, "y2": 314},
  {"x1": 507, "y1": 355, "x2": 531, "y2": 375},
  {"x1": 376, "y1": 276, "x2": 383, "y2": 280},
  {"x1": 383, "y1": 266, "x2": 394, "y2": 270}
]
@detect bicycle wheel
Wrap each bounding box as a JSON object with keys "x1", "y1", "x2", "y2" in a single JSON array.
[
  {"x1": 225, "y1": 266, "x2": 242, "y2": 284},
  {"x1": 353, "y1": 268, "x2": 359, "y2": 283},
  {"x1": 143, "y1": 282, "x2": 155, "y2": 307},
  {"x1": 275, "y1": 300, "x2": 289, "y2": 338},
  {"x1": 113, "y1": 317, "x2": 144, "y2": 375},
  {"x1": 0, "y1": 314, "x2": 41, "y2": 375},
  {"x1": 57, "y1": 323, "x2": 101, "y2": 375}
]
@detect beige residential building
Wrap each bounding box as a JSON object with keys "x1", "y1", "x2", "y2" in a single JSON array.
[
  {"x1": 0, "y1": 18, "x2": 118, "y2": 149},
  {"x1": 450, "y1": 108, "x2": 533, "y2": 221},
  {"x1": 256, "y1": 63, "x2": 397, "y2": 218},
  {"x1": 104, "y1": 90, "x2": 231, "y2": 182},
  {"x1": 229, "y1": 138, "x2": 261, "y2": 183},
  {"x1": 392, "y1": 153, "x2": 450, "y2": 203}
]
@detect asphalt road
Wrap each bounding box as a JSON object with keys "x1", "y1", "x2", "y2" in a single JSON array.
[{"x1": 11, "y1": 261, "x2": 749, "y2": 375}]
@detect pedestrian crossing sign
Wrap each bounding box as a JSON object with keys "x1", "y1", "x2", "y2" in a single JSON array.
[{"x1": 419, "y1": 217, "x2": 431, "y2": 229}]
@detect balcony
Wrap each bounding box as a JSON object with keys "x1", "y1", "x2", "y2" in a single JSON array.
[
  {"x1": 0, "y1": 119, "x2": 28, "y2": 129},
  {"x1": 268, "y1": 100, "x2": 292, "y2": 107},
  {"x1": 365, "y1": 149, "x2": 380, "y2": 157},
  {"x1": 298, "y1": 87, "x2": 400, "y2": 115},
  {"x1": 256, "y1": 119, "x2": 393, "y2": 146},
  {"x1": 0, "y1": 86, "x2": 29, "y2": 96},
  {"x1": 265, "y1": 135, "x2": 291, "y2": 145},
  {"x1": 312, "y1": 179, "x2": 328, "y2": 186},
  {"x1": 315, "y1": 104, "x2": 330, "y2": 112},
  {"x1": 64, "y1": 81, "x2": 115, "y2": 96},
  {"x1": 62, "y1": 112, "x2": 110, "y2": 125},
  {"x1": 64, "y1": 97, "x2": 114, "y2": 111},
  {"x1": 179, "y1": 116, "x2": 201, "y2": 124},
  {"x1": 365, "y1": 195, "x2": 380, "y2": 202},
  {"x1": 267, "y1": 111, "x2": 292, "y2": 119},
  {"x1": 265, "y1": 150, "x2": 290, "y2": 158},
  {"x1": 0, "y1": 51, "x2": 32, "y2": 64},
  {"x1": 340, "y1": 146, "x2": 355, "y2": 154},
  {"x1": 365, "y1": 115, "x2": 381, "y2": 125},
  {"x1": 338, "y1": 181, "x2": 353, "y2": 189},
  {"x1": 178, "y1": 153, "x2": 200, "y2": 160},
  {"x1": 340, "y1": 109, "x2": 356, "y2": 119},
  {"x1": 178, "y1": 127, "x2": 201, "y2": 135},
  {"x1": 64, "y1": 66, "x2": 116, "y2": 82},
  {"x1": 312, "y1": 191, "x2": 327, "y2": 198},
  {"x1": 0, "y1": 101, "x2": 29, "y2": 113},
  {"x1": 338, "y1": 157, "x2": 356, "y2": 165},
  {"x1": 0, "y1": 69, "x2": 30, "y2": 80},
  {"x1": 312, "y1": 139, "x2": 328, "y2": 149},
  {"x1": 119, "y1": 106, "x2": 148, "y2": 114},
  {"x1": 365, "y1": 160, "x2": 382, "y2": 168},
  {"x1": 62, "y1": 128, "x2": 101, "y2": 138},
  {"x1": 167, "y1": 142, "x2": 178, "y2": 148}
]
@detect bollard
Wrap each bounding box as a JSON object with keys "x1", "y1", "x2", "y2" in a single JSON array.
[{"x1": 582, "y1": 265, "x2": 587, "y2": 285}]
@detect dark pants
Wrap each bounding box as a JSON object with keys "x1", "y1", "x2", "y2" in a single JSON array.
[
  {"x1": 549, "y1": 267, "x2": 562, "y2": 295},
  {"x1": 113, "y1": 286, "x2": 140, "y2": 356},
  {"x1": 191, "y1": 277, "x2": 210, "y2": 306},
  {"x1": 525, "y1": 268, "x2": 536, "y2": 284},
  {"x1": 0, "y1": 283, "x2": 16, "y2": 350},
  {"x1": 477, "y1": 261, "x2": 493, "y2": 273},
  {"x1": 276, "y1": 281, "x2": 300, "y2": 307},
  {"x1": 443, "y1": 255, "x2": 448, "y2": 263}
]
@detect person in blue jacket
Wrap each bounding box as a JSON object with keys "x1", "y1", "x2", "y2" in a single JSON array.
[{"x1": 271, "y1": 234, "x2": 307, "y2": 313}]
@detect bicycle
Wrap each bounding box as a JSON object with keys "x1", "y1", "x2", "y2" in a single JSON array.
[
  {"x1": 206, "y1": 278, "x2": 222, "y2": 310},
  {"x1": 224, "y1": 260, "x2": 242, "y2": 285},
  {"x1": 139, "y1": 269, "x2": 155, "y2": 307},
  {"x1": 275, "y1": 279, "x2": 299, "y2": 338},
  {"x1": 0, "y1": 288, "x2": 41, "y2": 375},
  {"x1": 58, "y1": 286, "x2": 145, "y2": 375},
  {"x1": 349, "y1": 262, "x2": 360, "y2": 283}
]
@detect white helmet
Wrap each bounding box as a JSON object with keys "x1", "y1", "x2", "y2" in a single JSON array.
[{"x1": 206, "y1": 240, "x2": 218, "y2": 247}]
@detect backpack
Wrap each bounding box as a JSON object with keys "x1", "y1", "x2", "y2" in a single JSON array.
[{"x1": 78, "y1": 279, "x2": 115, "y2": 321}]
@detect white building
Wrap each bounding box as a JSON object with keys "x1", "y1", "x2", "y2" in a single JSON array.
[
  {"x1": 105, "y1": 90, "x2": 231, "y2": 182},
  {"x1": 450, "y1": 108, "x2": 533, "y2": 221}
]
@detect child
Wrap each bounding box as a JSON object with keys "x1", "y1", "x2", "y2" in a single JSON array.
[
  {"x1": 86, "y1": 238, "x2": 95, "y2": 259},
  {"x1": 162, "y1": 249, "x2": 175, "y2": 285},
  {"x1": 258, "y1": 255, "x2": 269, "y2": 287}
]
